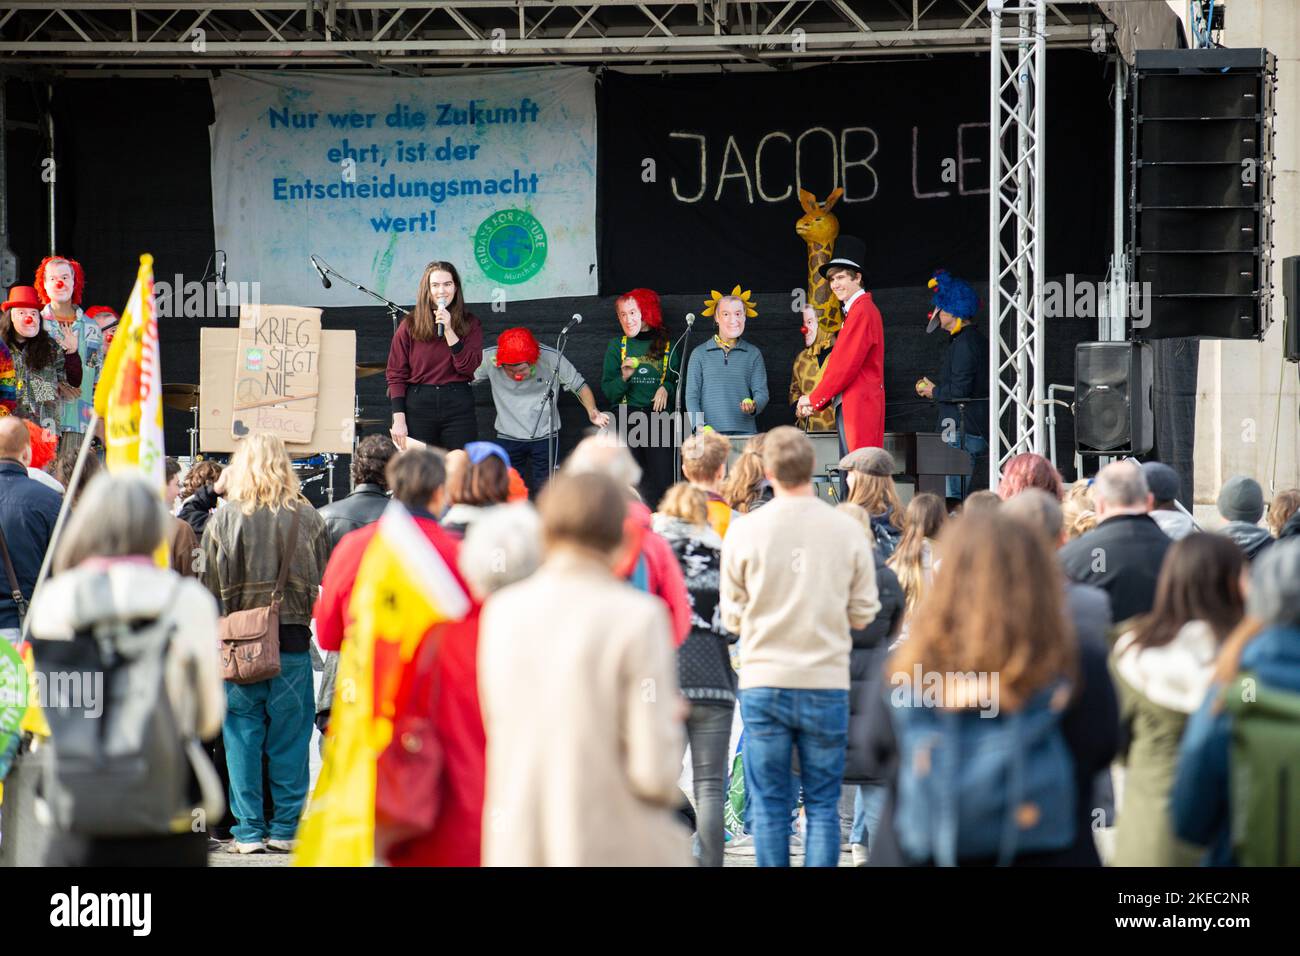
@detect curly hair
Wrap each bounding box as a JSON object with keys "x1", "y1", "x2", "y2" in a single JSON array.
[
  {"x1": 34, "y1": 256, "x2": 85, "y2": 307},
  {"x1": 351, "y1": 433, "x2": 398, "y2": 487},
  {"x1": 224, "y1": 433, "x2": 301, "y2": 514},
  {"x1": 1062, "y1": 480, "x2": 1098, "y2": 539},
  {"x1": 182, "y1": 459, "x2": 223, "y2": 498}
]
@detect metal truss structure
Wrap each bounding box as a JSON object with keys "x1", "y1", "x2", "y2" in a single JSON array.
[
  {"x1": 0, "y1": 1, "x2": 1105, "y2": 75},
  {"x1": 986, "y1": 0, "x2": 1046, "y2": 485}
]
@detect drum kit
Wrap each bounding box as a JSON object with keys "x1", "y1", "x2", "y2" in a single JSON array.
[{"x1": 163, "y1": 360, "x2": 392, "y2": 504}]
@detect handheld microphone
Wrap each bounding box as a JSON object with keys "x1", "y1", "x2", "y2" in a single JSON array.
[
  {"x1": 685, "y1": 312, "x2": 695, "y2": 327},
  {"x1": 561, "y1": 313, "x2": 582, "y2": 336},
  {"x1": 216, "y1": 250, "x2": 227, "y2": 285},
  {"x1": 436, "y1": 297, "x2": 446, "y2": 338},
  {"x1": 310, "y1": 255, "x2": 331, "y2": 290}
]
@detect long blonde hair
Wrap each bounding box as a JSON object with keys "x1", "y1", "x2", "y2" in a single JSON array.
[
  {"x1": 224, "y1": 432, "x2": 302, "y2": 514},
  {"x1": 888, "y1": 493, "x2": 946, "y2": 613},
  {"x1": 846, "y1": 473, "x2": 903, "y2": 528}
]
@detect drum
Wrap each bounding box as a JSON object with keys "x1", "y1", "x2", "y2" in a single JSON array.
[{"x1": 292, "y1": 453, "x2": 328, "y2": 474}]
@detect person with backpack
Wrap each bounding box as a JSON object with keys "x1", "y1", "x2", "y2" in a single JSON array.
[
  {"x1": 838, "y1": 446, "x2": 904, "y2": 559},
  {"x1": 200, "y1": 433, "x2": 330, "y2": 854},
  {"x1": 652, "y1": 483, "x2": 736, "y2": 866},
  {"x1": 864, "y1": 510, "x2": 1119, "y2": 866},
  {"x1": 1108, "y1": 534, "x2": 1246, "y2": 866},
  {"x1": 1171, "y1": 538, "x2": 1300, "y2": 866},
  {"x1": 28, "y1": 474, "x2": 224, "y2": 866},
  {"x1": 836, "y1": 503, "x2": 906, "y2": 866}
]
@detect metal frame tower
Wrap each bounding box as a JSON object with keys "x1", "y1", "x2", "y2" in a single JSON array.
[{"x1": 987, "y1": 0, "x2": 1047, "y2": 486}]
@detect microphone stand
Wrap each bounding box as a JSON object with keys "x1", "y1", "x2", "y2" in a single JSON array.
[
  {"x1": 670, "y1": 315, "x2": 695, "y2": 485},
  {"x1": 530, "y1": 320, "x2": 577, "y2": 480},
  {"x1": 314, "y1": 256, "x2": 409, "y2": 332}
]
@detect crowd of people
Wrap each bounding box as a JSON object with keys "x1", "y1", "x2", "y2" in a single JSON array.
[
  {"x1": 1, "y1": 398, "x2": 1297, "y2": 867},
  {"x1": 0, "y1": 254, "x2": 1297, "y2": 869}
]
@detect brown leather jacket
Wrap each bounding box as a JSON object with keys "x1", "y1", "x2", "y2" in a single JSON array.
[{"x1": 199, "y1": 499, "x2": 329, "y2": 627}]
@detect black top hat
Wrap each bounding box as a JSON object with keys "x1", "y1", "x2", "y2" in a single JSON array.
[{"x1": 818, "y1": 235, "x2": 867, "y2": 281}]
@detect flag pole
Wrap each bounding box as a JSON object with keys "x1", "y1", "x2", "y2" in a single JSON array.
[{"x1": 21, "y1": 411, "x2": 100, "y2": 640}]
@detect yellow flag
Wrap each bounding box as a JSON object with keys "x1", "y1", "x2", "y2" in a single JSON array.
[
  {"x1": 93, "y1": 254, "x2": 166, "y2": 566},
  {"x1": 293, "y1": 502, "x2": 470, "y2": 866},
  {"x1": 94, "y1": 253, "x2": 165, "y2": 491}
]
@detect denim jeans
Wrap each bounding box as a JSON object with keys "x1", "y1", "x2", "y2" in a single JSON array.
[
  {"x1": 944, "y1": 432, "x2": 988, "y2": 499},
  {"x1": 851, "y1": 783, "x2": 888, "y2": 852},
  {"x1": 739, "y1": 687, "x2": 849, "y2": 867},
  {"x1": 497, "y1": 435, "x2": 552, "y2": 498},
  {"x1": 686, "y1": 701, "x2": 735, "y2": 867},
  {"x1": 223, "y1": 651, "x2": 314, "y2": 843}
]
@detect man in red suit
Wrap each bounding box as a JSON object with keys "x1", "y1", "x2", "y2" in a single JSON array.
[{"x1": 796, "y1": 235, "x2": 886, "y2": 456}]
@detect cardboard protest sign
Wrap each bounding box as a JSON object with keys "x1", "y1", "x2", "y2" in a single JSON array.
[
  {"x1": 233, "y1": 304, "x2": 321, "y2": 443},
  {"x1": 202, "y1": 327, "x2": 355, "y2": 455}
]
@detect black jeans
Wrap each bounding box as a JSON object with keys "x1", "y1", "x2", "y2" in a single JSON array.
[
  {"x1": 405, "y1": 382, "x2": 478, "y2": 451},
  {"x1": 628, "y1": 410, "x2": 678, "y2": 511},
  {"x1": 686, "y1": 700, "x2": 735, "y2": 868}
]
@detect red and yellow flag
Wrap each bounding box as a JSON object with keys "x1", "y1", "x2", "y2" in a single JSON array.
[
  {"x1": 294, "y1": 502, "x2": 470, "y2": 866},
  {"x1": 93, "y1": 253, "x2": 165, "y2": 491}
]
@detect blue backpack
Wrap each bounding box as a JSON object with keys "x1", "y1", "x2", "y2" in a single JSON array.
[{"x1": 890, "y1": 681, "x2": 1076, "y2": 866}]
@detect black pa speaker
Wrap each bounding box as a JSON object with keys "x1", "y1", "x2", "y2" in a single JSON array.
[
  {"x1": 1075, "y1": 342, "x2": 1154, "y2": 456},
  {"x1": 1284, "y1": 255, "x2": 1299, "y2": 364},
  {"x1": 1132, "y1": 48, "x2": 1277, "y2": 340}
]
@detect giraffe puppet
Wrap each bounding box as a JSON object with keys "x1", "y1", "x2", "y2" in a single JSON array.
[{"x1": 790, "y1": 187, "x2": 843, "y2": 432}]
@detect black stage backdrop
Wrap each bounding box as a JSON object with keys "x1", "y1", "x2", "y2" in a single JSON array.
[
  {"x1": 598, "y1": 52, "x2": 1113, "y2": 294},
  {"x1": 3, "y1": 62, "x2": 1119, "y2": 497}
]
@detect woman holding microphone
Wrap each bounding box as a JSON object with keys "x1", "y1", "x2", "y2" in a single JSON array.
[{"x1": 388, "y1": 261, "x2": 484, "y2": 451}]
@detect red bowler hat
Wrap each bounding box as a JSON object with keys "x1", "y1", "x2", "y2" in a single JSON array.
[{"x1": 2, "y1": 286, "x2": 41, "y2": 311}]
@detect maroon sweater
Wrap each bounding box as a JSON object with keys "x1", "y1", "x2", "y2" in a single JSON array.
[{"x1": 386, "y1": 313, "x2": 484, "y2": 414}]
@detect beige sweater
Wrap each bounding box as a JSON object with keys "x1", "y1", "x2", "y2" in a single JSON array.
[{"x1": 721, "y1": 494, "x2": 880, "y2": 690}]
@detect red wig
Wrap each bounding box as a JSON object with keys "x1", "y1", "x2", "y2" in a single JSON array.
[
  {"x1": 997, "y1": 452, "x2": 1064, "y2": 501},
  {"x1": 24, "y1": 420, "x2": 58, "y2": 471},
  {"x1": 495, "y1": 327, "x2": 540, "y2": 366},
  {"x1": 35, "y1": 256, "x2": 86, "y2": 307},
  {"x1": 617, "y1": 288, "x2": 663, "y2": 331}
]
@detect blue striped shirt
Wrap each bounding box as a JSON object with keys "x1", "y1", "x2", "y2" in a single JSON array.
[{"x1": 684, "y1": 338, "x2": 768, "y2": 435}]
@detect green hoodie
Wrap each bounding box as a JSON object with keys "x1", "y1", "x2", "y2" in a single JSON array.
[{"x1": 601, "y1": 330, "x2": 681, "y2": 409}]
